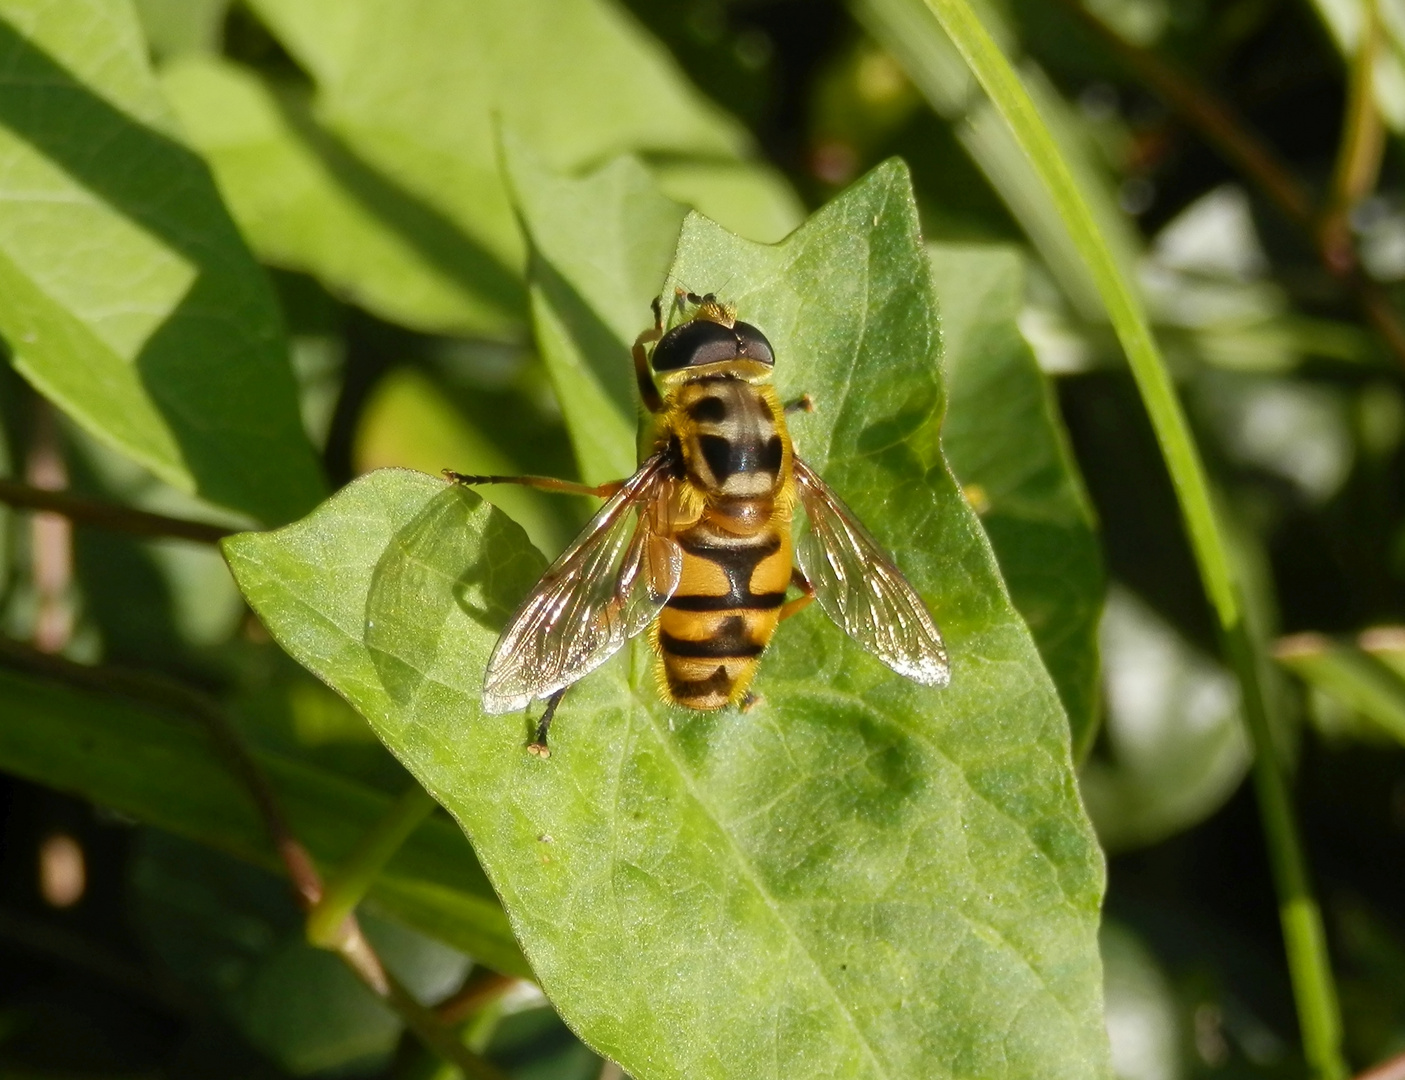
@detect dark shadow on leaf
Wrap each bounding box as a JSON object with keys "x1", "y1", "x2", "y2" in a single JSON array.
[
  {"x1": 854, "y1": 401, "x2": 938, "y2": 458},
  {"x1": 268, "y1": 86, "x2": 526, "y2": 327},
  {"x1": 365, "y1": 483, "x2": 543, "y2": 709},
  {"x1": 0, "y1": 18, "x2": 322, "y2": 524},
  {"x1": 528, "y1": 248, "x2": 638, "y2": 421},
  {"x1": 451, "y1": 512, "x2": 535, "y2": 631}
]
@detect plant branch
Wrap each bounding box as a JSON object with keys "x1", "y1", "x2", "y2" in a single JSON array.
[
  {"x1": 0, "y1": 477, "x2": 234, "y2": 545},
  {"x1": 1052, "y1": 0, "x2": 1312, "y2": 226},
  {"x1": 1322, "y1": 0, "x2": 1385, "y2": 269},
  {"x1": 0, "y1": 638, "x2": 505, "y2": 1080},
  {"x1": 1053, "y1": 0, "x2": 1405, "y2": 372},
  {"x1": 306, "y1": 783, "x2": 439, "y2": 947},
  {"x1": 915, "y1": 2, "x2": 1348, "y2": 1076},
  {"x1": 1358, "y1": 1049, "x2": 1405, "y2": 1080},
  {"x1": 436, "y1": 970, "x2": 525, "y2": 1026}
]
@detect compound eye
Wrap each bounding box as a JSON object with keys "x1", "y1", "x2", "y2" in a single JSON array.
[
  {"x1": 733, "y1": 321, "x2": 774, "y2": 365},
  {"x1": 651, "y1": 319, "x2": 741, "y2": 371}
]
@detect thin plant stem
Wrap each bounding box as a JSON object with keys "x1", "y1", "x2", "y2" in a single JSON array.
[
  {"x1": 914, "y1": 2, "x2": 1348, "y2": 1077},
  {"x1": 1357, "y1": 1049, "x2": 1405, "y2": 1080},
  {"x1": 436, "y1": 970, "x2": 524, "y2": 1026},
  {"x1": 1052, "y1": 0, "x2": 1405, "y2": 372},
  {"x1": 0, "y1": 637, "x2": 505, "y2": 1080},
  {"x1": 1322, "y1": 0, "x2": 1386, "y2": 271},
  {"x1": 306, "y1": 783, "x2": 439, "y2": 948},
  {"x1": 0, "y1": 477, "x2": 234, "y2": 545}
]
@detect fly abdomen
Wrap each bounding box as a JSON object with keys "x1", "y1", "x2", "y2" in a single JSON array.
[{"x1": 654, "y1": 515, "x2": 792, "y2": 709}]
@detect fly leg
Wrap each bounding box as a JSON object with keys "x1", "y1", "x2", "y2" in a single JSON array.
[
  {"x1": 527, "y1": 687, "x2": 569, "y2": 758},
  {"x1": 778, "y1": 568, "x2": 815, "y2": 621},
  {"x1": 444, "y1": 471, "x2": 623, "y2": 499},
  {"x1": 784, "y1": 394, "x2": 815, "y2": 415},
  {"x1": 632, "y1": 296, "x2": 665, "y2": 414}
]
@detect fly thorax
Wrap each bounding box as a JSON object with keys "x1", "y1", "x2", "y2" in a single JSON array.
[{"x1": 674, "y1": 377, "x2": 787, "y2": 499}]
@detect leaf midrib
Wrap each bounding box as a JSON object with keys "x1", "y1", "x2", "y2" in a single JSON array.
[{"x1": 629, "y1": 700, "x2": 895, "y2": 1080}]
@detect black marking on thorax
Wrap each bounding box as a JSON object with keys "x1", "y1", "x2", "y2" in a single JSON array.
[{"x1": 678, "y1": 379, "x2": 784, "y2": 490}]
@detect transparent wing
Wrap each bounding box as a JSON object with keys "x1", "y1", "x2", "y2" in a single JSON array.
[
  {"x1": 481, "y1": 456, "x2": 681, "y2": 713},
  {"x1": 793, "y1": 458, "x2": 950, "y2": 687}
]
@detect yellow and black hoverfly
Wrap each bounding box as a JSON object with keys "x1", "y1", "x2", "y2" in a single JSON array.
[{"x1": 448, "y1": 291, "x2": 949, "y2": 754}]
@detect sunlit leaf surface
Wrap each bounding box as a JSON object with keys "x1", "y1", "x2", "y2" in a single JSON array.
[
  {"x1": 161, "y1": 0, "x2": 767, "y2": 338},
  {"x1": 0, "y1": 0, "x2": 322, "y2": 525},
  {"x1": 226, "y1": 163, "x2": 1110, "y2": 1079},
  {"x1": 933, "y1": 243, "x2": 1104, "y2": 755}
]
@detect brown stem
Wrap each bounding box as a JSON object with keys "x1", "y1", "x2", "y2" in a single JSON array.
[
  {"x1": 436, "y1": 970, "x2": 522, "y2": 1026},
  {"x1": 1053, "y1": 0, "x2": 1312, "y2": 226},
  {"x1": 0, "y1": 477, "x2": 235, "y2": 545},
  {"x1": 1055, "y1": 0, "x2": 1405, "y2": 370},
  {"x1": 0, "y1": 638, "x2": 505, "y2": 1080},
  {"x1": 1357, "y1": 1050, "x2": 1405, "y2": 1080},
  {"x1": 26, "y1": 404, "x2": 73, "y2": 654}
]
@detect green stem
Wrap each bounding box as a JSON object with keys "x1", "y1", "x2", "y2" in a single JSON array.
[
  {"x1": 1275, "y1": 632, "x2": 1405, "y2": 744},
  {"x1": 307, "y1": 783, "x2": 440, "y2": 947},
  {"x1": 1333, "y1": 0, "x2": 1385, "y2": 210},
  {"x1": 1323, "y1": 0, "x2": 1385, "y2": 272},
  {"x1": 916, "y1": 2, "x2": 1347, "y2": 1076}
]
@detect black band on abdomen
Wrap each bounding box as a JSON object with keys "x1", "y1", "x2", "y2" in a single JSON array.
[{"x1": 664, "y1": 590, "x2": 785, "y2": 611}]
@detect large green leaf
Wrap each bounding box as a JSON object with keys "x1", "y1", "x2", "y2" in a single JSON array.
[
  {"x1": 0, "y1": 663, "x2": 524, "y2": 976},
  {"x1": 504, "y1": 139, "x2": 689, "y2": 485},
  {"x1": 131, "y1": 830, "x2": 470, "y2": 1076},
  {"x1": 0, "y1": 1, "x2": 322, "y2": 525},
  {"x1": 354, "y1": 365, "x2": 574, "y2": 555},
  {"x1": 508, "y1": 143, "x2": 1102, "y2": 751},
  {"x1": 158, "y1": 0, "x2": 774, "y2": 339},
  {"x1": 160, "y1": 55, "x2": 524, "y2": 340},
  {"x1": 225, "y1": 163, "x2": 1110, "y2": 1080},
  {"x1": 932, "y1": 243, "x2": 1103, "y2": 755}
]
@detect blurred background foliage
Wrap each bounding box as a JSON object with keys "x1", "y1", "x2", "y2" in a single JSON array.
[{"x1": 2, "y1": 0, "x2": 1405, "y2": 1077}]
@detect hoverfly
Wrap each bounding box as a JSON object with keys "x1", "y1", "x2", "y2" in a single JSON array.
[{"x1": 448, "y1": 291, "x2": 949, "y2": 755}]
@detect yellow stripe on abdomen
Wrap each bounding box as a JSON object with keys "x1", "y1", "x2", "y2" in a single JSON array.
[{"x1": 655, "y1": 516, "x2": 792, "y2": 709}]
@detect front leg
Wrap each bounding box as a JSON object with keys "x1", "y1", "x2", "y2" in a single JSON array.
[
  {"x1": 632, "y1": 297, "x2": 665, "y2": 414},
  {"x1": 444, "y1": 471, "x2": 622, "y2": 499}
]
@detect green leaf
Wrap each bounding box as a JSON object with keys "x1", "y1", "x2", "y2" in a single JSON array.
[
  {"x1": 932, "y1": 243, "x2": 1104, "y2": 755},
  {"x1": 162, "y1": 0, "x2": 764, "y2": 339},
  {"x1": 504, "y1": 138, "x2": 689, "y2": 485},
  {"x1": 0, "y1": 2, "x2": 323, "y2": 525},
  {"x1": 226, "y1": 163, "x2": 1110, "y2": 1080},
  {"x1": 133, "y1": 0, "x2": 227, "y2": 60},
  {"x1": 1275, "y1": 630, "x2": 1405, "y2": 746},
  {"x1": 1079, "y1": 586, "x2": 1249, "y2": 852},
  {"x1": 131, "y1": 830, "x2": 470, "y2": 1076},
  {"x1": 0, "y1": 662, "x2": 524, "y2": 976},
  {"x1": 651, "y1": 159, "x2": 805, "y2": 246},
  {"x1": 503, "y1": 138, "x2": 803, "y2": 487},
  {"x1": 354, "y1": 365, "x2": 574, "y2": 555},
  {"x1": 160, "y1": 55, "x2": 523, "y2": 340}
]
